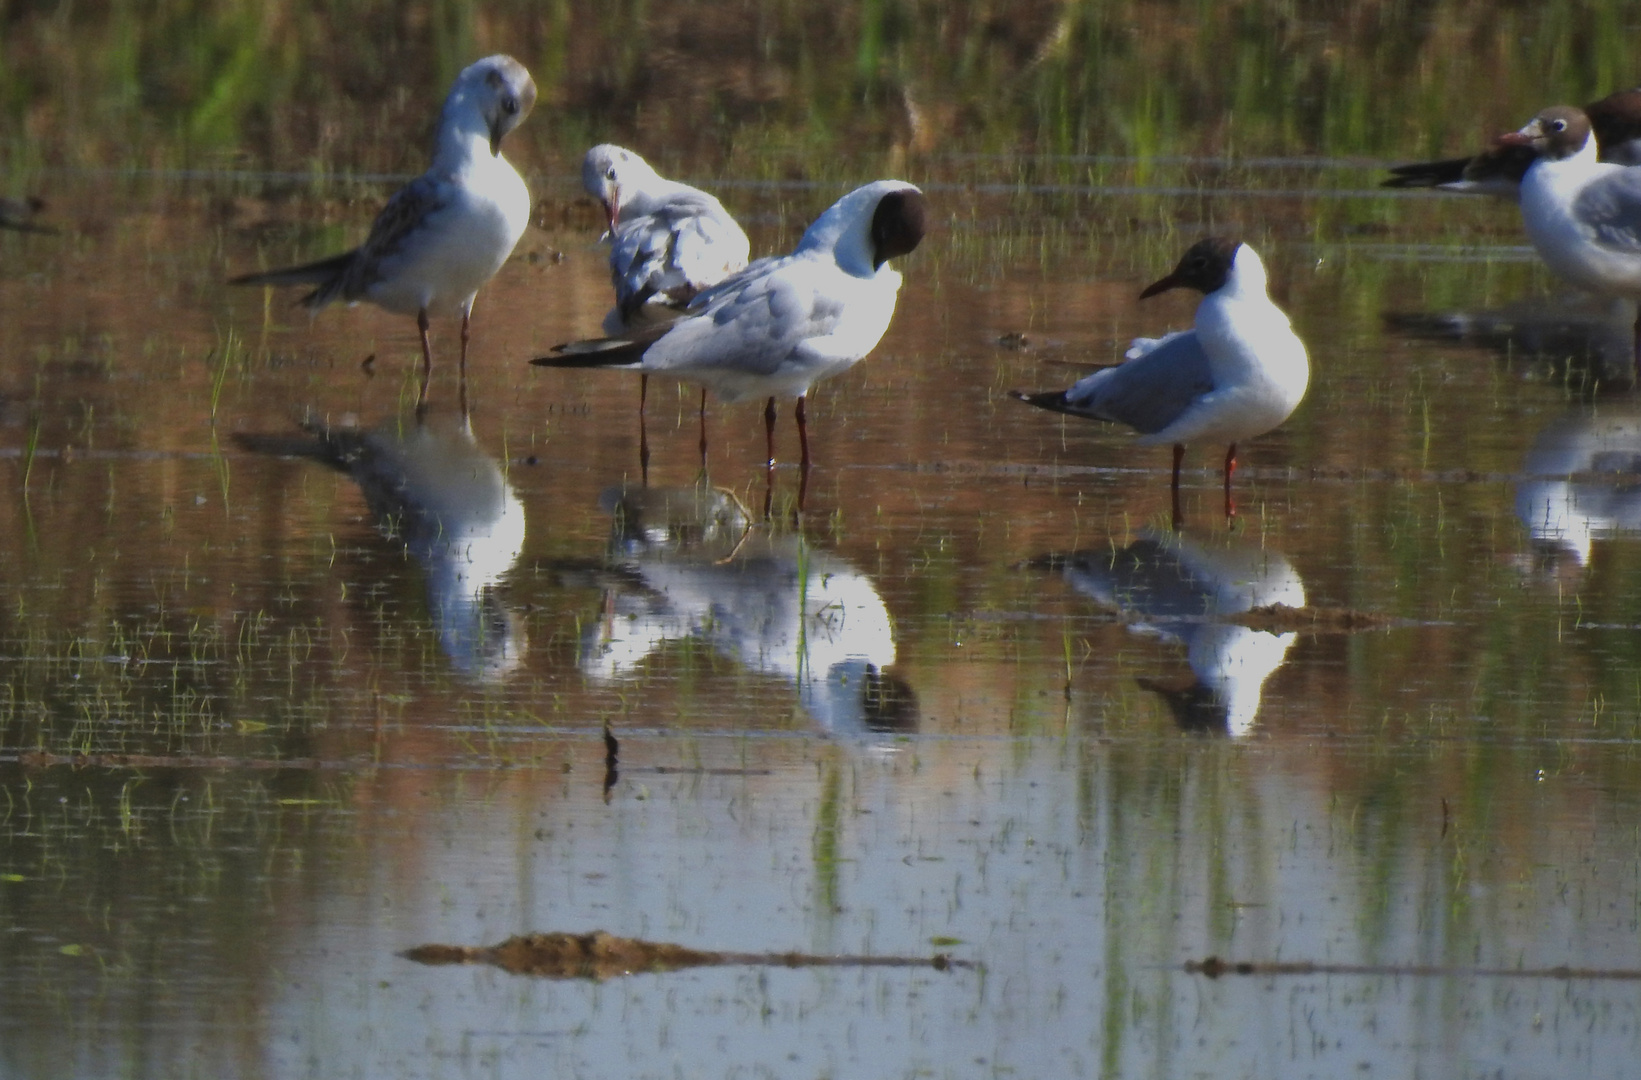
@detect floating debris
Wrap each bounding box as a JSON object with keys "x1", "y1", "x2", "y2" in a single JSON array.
[
  {"x1": 403, "y1": 930, "x2": 968, "y2": 980},
  {"x1": 1186, "y1": 955, "x2": 1641, "y2": 981},
  {"x1": 1229, "y1": 603, "x2": 1395, "y2": 633}
]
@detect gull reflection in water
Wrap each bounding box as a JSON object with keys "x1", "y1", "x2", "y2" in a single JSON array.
[
  {"x1": 1035, "y1": 530, "x2": 1304, "y2": 736},
  {"x1": 237, "y1": 406, "x2": 527, "y2": 679},
  {"x1": 1516, "y1": 405, "x2": 1641, "y2": 577},
  {"x1": 1384, "y1": 294, "x2": 1637, "y2": 386},
  {"x1": 583, "y1": 487, "x2": 916, "y2": 734}
]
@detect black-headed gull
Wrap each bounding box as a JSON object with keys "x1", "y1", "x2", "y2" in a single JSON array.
[
  {"x1": 1494, "y1": 105, "x2": 1641, "y2": 369},
  {"x1": 534, "y1": 179, "x2": 926, "y2": 478},
  {"x1": 1012, "y1": 237, "x2": 1309, "y2": 522},
  {"x1": 580, "y1": 145, "x2": 751, "y2": 332},
  {"x1": 1385, "y1": 87, "x2": 1641, "y2": 196},
  {"x1": 230, "y1": 55, "x2": 537, "y2": 403}
]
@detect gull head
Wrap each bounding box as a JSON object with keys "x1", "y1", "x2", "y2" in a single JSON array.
[
  {"x1": 1496, "y1": 106, "x2": 1593, "y2": 162},
  {"x1": 447, "y1": 54, "x2": 537, "y2": 157},
  {"x1": 1140, "y1": 236, "x2": 1246, "y2": 299},
  {"x1": 797, "y1": 179, "x2": 927, "y2": 276},
  {"x1": 581, "y1": 145, "x2": 663, "y2": 231}
]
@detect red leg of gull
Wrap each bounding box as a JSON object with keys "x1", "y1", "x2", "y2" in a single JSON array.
[
  {"x1": 795, "y1": 396, "x2": 812, "y2": 515},
  {"x1": 1170, "y1": 443, "x2": 1185, "y2": 530},
  {"x1": 638, "y1": 374, "x2": 650, "y2": 485},
  {"x1": 795, "y1": 395, "x2": 811, "y2": 470},
  {"x1": 1632, "y1": 309, "x2": 1641, "y2": 381},
  {"x1": 697, "y1": 388, "x2": 708, "y2": 475},
  {"x1": 416, "y1": 308, "x2": 434, "y2": 413},
  {"x1": 1223, "y1": 443, "x2": 1239, "y2": 519},
  {"x1": 459, "y1": 307, "x2": 472, "y2": 378},
  {"x1": 459, "y1": 309, "x2": 475, "y2": 417}
]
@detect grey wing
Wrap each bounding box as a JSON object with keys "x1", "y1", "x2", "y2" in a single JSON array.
[
  {"x1": 1573, "y1": 168, "x2": 1641, "y2": 255},
  {"x1": 326, "y1": 174, "x2": 451, "y2": 303},
  {"x1": 610, "y1": 195, "x2": 750, "y2": 315},
  {"x1": 646, "y1": 259, "x2": 829, "y2": 378},
  {"x1": 1062, "y1": 331, "x2": 1215, "y2": 434}
]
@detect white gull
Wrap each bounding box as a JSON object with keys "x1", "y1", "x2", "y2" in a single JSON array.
[
  {"x1": 534, "y1": 179, "x2": 926, "y2": 475},
  {"x1": 1012, "y1": 237, "x2": 1309, "y2": 521},
  {"x1": 230, "y1": 55, "x2": 537, "y2": 402}
]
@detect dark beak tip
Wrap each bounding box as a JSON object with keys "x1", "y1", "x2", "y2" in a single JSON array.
[{"x1": 1138, "y1": 277, "x2": 1174, "y2": 300}]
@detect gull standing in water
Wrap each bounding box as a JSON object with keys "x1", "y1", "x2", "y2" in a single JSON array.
[
  {"x1": 1012, "y1": 237, "x2": 1309, "y2": 523},
  {"x1": 230, "y1": 55, "x2": 537, "y2": 407},
  {"x1": 1490, "y1": 105, "x2": 1641, "y2": 373},
  {"x1": 1385, "y1": 87, "x2": 1641, "y2": 196},
  {"x1": 580, "y1": 144, "x2": 751, "y2": 475},
  {"x1": 535, "y1": 179, "x2": 925, "y2": 503},
  {"x1": 581, "y1": 145, "x2": 751, "y2": 332}
]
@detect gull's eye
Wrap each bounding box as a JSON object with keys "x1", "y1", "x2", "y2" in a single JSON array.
[
  {"x1": 606, "y1": 167, "x2": 617, "y2": 182},
  {"x1": 501, "y1": 94, "x2": 519, "y2": 116},
  {"x1": 1550, "y1": 117, "x2": 1568, "y2": 132}
]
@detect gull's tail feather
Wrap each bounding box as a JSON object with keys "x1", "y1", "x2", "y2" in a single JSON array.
[{"x1": 229, "y1": 251, "x2": 356, "y2": 307}]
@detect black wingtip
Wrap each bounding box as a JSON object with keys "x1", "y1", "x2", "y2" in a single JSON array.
[
  {"x1": 529, "y1": 344, "x2": 628, "y2": 368},
  {"x1": 1010, "y1": 389, "x2": 1071, "y2": 411},
  {"x1": 531, "y1": 328, "x2": 664, "y2": 368},
  {"x1": 1380, "y1": 157, "x2": 1472, "y2": 190}
]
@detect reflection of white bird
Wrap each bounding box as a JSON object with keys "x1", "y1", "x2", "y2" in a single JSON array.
[
  {"x1": 1383, "y1": 294, "x2": 1636, "y2": 385},
  {"x1": 580, "y1": 145, "x2": 750, "y2": 333},
  {"x1": 1384, "y1": 87, "x2": 1641, "y2": 196},
  {"x1": 1038, "y1": 529, "x2": 1304, "y2": 736},
  {"x1": 236, "y1": 408, "x2": 527, "y2": 680},
  {"x1": 230, "y1": 55, "x2": 537, "y2": 394},
  {"x1": 1516, "y1": 406, "x2": 1641, "y2": 572},
  {"x1": 582, "y1": 487, "x2": 915, "y2": 734},
  {"x1": 536, "y1": 180, "x2": 926, "y2": 469},
  {"x1": 1011, "y1": 238, "x2": 1308, "y2": 520},
  {"x1": 1495, "y1": 105, "x2": 1641, "y2": 368}
]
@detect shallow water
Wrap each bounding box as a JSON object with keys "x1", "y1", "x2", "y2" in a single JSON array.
[{"x1": 7, "y1": 7, "x2": 1641, "y2": 1079}]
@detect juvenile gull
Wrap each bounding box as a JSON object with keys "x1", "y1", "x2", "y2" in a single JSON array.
[
  {"x1": 230, "y1": 55, "x2": 537, "y2": 403},
  {"x1": 1012, "y1": 237, "x2": 1309, "y2": 522},
  {"x1": 581, "y1": 145, "x2": 750, "y2": 333},
  {"x1": 580, "y1": 145, "x2": 752, "y2": 474}
]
